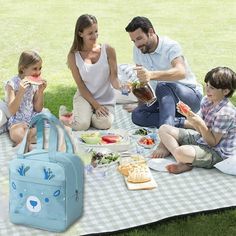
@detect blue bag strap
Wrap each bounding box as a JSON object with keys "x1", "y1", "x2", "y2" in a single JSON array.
[
  {"x1": 35, "y1": 119, "x2": 47, "y2": 149},
  {"x1": 17, "y1": 128, "x2": 31, "y2": 158},
  {"x1": 17, "y1": 121, "x2": 58, "y2": 159},
  {"x1": 17, "y1": 112, "x2": 74, "y2": 159},
  {"x1": 30, "y1": 112, "x2": 74, "y2": 153},
  {"x1": 34, "y1": 118, "x2": 58, "y2": 150}
]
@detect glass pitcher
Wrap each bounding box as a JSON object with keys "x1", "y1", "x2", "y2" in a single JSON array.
[{"x1": 132, "y1": 81, "x2": 157, "y2": 107}]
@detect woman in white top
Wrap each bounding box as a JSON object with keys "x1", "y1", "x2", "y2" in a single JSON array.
[{"x1": 67, "y1": 14, "x2": 121, "y2": 130}]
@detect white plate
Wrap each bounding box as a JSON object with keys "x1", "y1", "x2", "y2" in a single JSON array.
[
  {"x1": 137, "y1": 137, "x2": 156, "y2": 149},
  {"x1": 137, "y1": 141, "x2": 156, "y2": 149},
  {"x1": 148, "y1": 158, "x2": 176, "y2": 172},
  {"x1": 77, "y1": 131, "x2": 126, "y2": 144},
  {"x1": 73, "y1": 129, "x2": 130, "y2": 152}
]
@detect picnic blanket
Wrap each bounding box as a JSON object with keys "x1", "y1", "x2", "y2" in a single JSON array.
[{"x1": 0, "y1": 105, "x2": 236, "y2": 236}]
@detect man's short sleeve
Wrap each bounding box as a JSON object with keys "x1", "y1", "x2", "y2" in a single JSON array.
[
  {"x1": 133, "y1": 46, "x2": 142, "y2": 65},
  {"x1": 167, "y1": 42, "x2": 182, "y2": 63}
]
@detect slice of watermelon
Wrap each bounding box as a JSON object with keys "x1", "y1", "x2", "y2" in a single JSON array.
[
  {"x1": 177, "y1": 101, "x2": 191, "y2": 116},
  {"x1": 101, "y1": 135, "x2": 121, "y2": 143},
  {"x1": 28, "y1": 76, "x2": 43, "y2": 85}
]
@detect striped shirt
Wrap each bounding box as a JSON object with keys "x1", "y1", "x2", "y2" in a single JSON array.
[{"x1": 196, "y1": 96, "x2": 236, "y2": 159}]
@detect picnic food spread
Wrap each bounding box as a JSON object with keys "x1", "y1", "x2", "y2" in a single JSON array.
[
  {"x1": 90, "y1": 150, "x2": 120, "y2": 167},
  {"x1": 27, "y1": 76, "x2": 44, "y2": 85},
  {"x1": 80, "y1": 132, "x2": 123, "y2": 145},
  {"x1": 118, "y1": 155, "x2": 157, "y2": 190},
  {"x1": 81, "y1": 132, "x2": 101, "y2": 144},
  {"x1": 75, "y1": 129, "x2": 131, "y2": 152},
  {"x1": 101, "y1": 134, "x2": 122, "y2": 144},
  {"x1": 138, "y1": 136, "x2": 156, "y2": 148},
  {"x1": 118, "y1": 155, "x2": 146, "y2": 176},
  {"x1": 127, "y1": 166, "x2": 151, "y2": 183},
  {"x1": 133, "y1": 128, "x2": 151, "y2": 136}
]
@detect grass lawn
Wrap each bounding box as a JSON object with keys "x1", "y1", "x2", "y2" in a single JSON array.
[{"x1": 0, "y1": 0, "x2": 236, "y2": 235}]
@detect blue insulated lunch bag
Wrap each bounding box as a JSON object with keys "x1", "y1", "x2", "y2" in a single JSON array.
[{"x1": 9, "y1": 112, "x2": 84, "y2": 232}]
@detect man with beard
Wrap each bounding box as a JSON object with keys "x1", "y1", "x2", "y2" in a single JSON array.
[{"x1": 125, "y1": 16, "x2": 203, "y2": 128}]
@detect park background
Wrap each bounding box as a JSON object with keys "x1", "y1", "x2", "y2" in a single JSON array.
[{"x1": 0, "y1": 0, "x2": 235, "y2": 235}]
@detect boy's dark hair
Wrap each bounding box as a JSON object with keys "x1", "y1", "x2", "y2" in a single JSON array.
[
  {"x1": 125, "y1": 16, "x2": 155, "y2": 34},
  {"x1": 204, "y1": 66, "x2": 236, "y2": 97}
]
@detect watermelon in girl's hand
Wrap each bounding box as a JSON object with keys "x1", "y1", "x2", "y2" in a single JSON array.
[{"x1": 27, "y1": 76, "x2": 44, "y2": 85}]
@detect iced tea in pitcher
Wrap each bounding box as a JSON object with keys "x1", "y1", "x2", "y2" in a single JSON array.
[{"x1": 132, "y1": 82, "x2": 157, "y2": 106}]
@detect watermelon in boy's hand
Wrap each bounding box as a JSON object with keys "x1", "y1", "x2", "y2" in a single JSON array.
[
  {"x1": 177, "y1": 101, "x2": 191, "y2": 116},
  {"x1": 27, "y1": 76, "x2": 44, "y2": 85}
]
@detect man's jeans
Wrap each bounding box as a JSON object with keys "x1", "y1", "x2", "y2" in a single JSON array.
[{"x1": 131, "y1": 82, "x2": 202, "y2": 128}]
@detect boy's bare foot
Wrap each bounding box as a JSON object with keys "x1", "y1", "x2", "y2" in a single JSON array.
[
  {"x1": 151, "y1": 142, "x2": 170, "y2": 158},
  {"x1": 166, "y1": 162, "x2": 193, "y2": 174},
  {"x1": 122, "y1": 104, "x2": 138, "y2": 113},
  {"x1": 152, "y1": 147, "x2": 170, "y2": 158}
]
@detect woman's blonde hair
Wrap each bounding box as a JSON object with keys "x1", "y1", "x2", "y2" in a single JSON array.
[{"x1": 18, "y1": 50, "x2": 42, "y2": 74}]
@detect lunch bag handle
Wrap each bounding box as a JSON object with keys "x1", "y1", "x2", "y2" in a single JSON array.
[
  {"x1": 32, "y1": 112, "x2": 73, "y2": 152},
  {"x1": 17, "y1": 112, "x2": 74, "y2": 160}
]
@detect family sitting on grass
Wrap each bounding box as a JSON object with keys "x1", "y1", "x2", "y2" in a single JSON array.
[{"x1": 0, "y1": 14, "x2": 235, "y2": 174}]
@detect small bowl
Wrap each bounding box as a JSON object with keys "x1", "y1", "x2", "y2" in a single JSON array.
[
  {"x1": 137, "y1": 136, "x2": 156, "y2": 149},
  {"x1": 81, "y1": 136, "x2": 101, "y2": 144},
  {"x1": 80, "y1": 132, "x2": 101, "y2": 144},
  {"x1": 85, "y1": 148, "x2": 120, "y2": 178}
]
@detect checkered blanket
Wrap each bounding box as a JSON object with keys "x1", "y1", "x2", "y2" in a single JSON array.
[{"x1": 1, "y1": 105, "x2": 236, "y2": 236}]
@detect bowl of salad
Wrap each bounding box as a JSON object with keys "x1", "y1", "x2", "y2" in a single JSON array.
[{"x1": 85, "y1": 148, "x2": 121, "y2": 177}]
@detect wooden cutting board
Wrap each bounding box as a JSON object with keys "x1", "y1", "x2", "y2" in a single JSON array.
[{"x1": 124, "y1": 169, "x2": 157, "y2": 190}]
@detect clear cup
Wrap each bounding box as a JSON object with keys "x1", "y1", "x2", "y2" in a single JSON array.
[{"x1": 120, "y1": 81, "x2": 131, "y2": 96}]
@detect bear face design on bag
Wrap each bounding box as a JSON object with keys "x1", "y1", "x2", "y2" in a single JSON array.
[
  {"x1": 10, "y1": 162, "x2": 67, "y2": 218},
  {"x1": 11, "y1": 180, "x2": 62, "y2": 213}
]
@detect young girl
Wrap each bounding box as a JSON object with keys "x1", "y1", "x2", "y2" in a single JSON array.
[
  {"x1": 152, "y1": 67, "x2": 236, "y2": 174},
  {"x1": 5, "y1": 50, "x2": 47, "y2": 145},
  {"x1": 66, "y1": 14, "x2": 121, "y2": 131}
]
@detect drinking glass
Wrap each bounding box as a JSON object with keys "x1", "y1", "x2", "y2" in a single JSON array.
[{"x1": 121, "y1": 81, "x2": 131, "y2": 96}]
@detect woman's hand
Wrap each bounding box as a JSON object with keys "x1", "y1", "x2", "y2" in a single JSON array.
[{"x1": 95, "y1": 105, "x2": 109, "y2": 117}]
